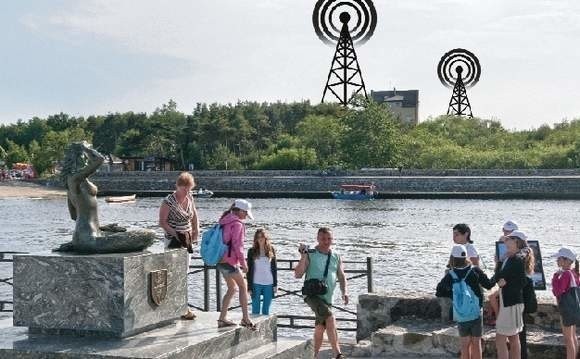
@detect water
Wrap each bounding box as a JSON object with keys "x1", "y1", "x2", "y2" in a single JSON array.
[{"x1": 1, "y1": 196, "x2": 579, "y2": 337}]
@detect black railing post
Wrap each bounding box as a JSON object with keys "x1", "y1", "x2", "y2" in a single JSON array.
[
  {"x1": 366, "y1": 257, "x2": 373, "y2": 292},
  {"x1": 203, "y1": 265, "x2": 210, "y2": 311},
  {"x1": 215, "y1": 267, "x2": 221, "y2": 311}
]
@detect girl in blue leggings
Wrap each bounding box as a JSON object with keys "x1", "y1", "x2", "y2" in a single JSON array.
[{"x1": 246, "y1": 228, "x2": 278, "y2": 315}]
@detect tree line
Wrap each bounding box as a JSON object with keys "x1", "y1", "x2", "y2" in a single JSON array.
[{"x1": 1, "y1": 98, "x2": 580, "y2": 176}]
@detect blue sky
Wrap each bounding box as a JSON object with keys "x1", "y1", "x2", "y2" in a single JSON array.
[{"x1": 1, "y1": 0, "x2": 580, "y2": 129}]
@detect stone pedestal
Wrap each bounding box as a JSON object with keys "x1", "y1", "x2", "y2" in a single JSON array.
[{"x1": 13, "y1": 249, "x2": 187, "y2": 337}]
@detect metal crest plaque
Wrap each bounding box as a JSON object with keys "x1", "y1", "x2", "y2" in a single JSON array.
[{"x1": 149, "y1": 269, "x2": 168, "y2": 306}]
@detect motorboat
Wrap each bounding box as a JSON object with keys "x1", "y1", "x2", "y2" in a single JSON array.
[
  {"x1": 105, "y1": 194, "x2": 136, "y2": 203},
  {"x1": 331, "y1": 184, "x2": 377, "y2": 200},
  {"x1": 193, "y1": 188, "x2": 214, "y2": 198}
]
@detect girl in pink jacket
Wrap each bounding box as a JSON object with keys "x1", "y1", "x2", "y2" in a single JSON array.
[
  {"x1": 551, "y1": 247, "x2": 580, "y2": 359},
  {"x1": 216, "y1": 199, "x2": 256, "y2": 330}
]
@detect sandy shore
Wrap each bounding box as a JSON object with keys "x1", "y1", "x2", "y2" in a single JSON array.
[{"x1": 0, "y1": 181, "x2": 66, "y2": 198}]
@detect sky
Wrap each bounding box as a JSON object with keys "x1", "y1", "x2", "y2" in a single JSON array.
[{"x1": 1, "y1": 0, "x2": 580, "y2": 129}]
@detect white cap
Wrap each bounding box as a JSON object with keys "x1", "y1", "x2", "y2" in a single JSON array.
[
  {"x1": 551, "y1": 247, "x2": 577, "y2": 262},
  {"x1": 451, "y1": 244, "x2": 468, "y2": 258},
  {"x1": 502, "y1": 220, "x2": 518, "y2": 232},
  {"x1": 233, "y1": 199, "x2": 253, "y2": 219},
  {"x1": 507, "y1": 230, "x2": 527, "y2": 241}
]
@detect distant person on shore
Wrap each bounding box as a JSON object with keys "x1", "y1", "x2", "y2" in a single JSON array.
[
  {"x1": 452, "y1": 224, "x2": 480, "y2": 266},
  {"x1": 159, "y1": 172, "x2": 199, "y2": 320},
  {"x1": 551, "y1": 247, "x2": 580, "y2": 359},
  {"x1": 294, "y1": 227, "x2": 348, "y2": 359},
  {"x1": 488, "y1": 220, "x2": 519, "y2": 324},
  {"x1": 493, "y1": 232, "x2": 533, "y2": 359},
  {"x1": 217, "y1": 199, "x2": 256, "y2": 330},
  {"x1": 436, "y1": 244, "x2": 494, "y2": 359},
  {"x1": 247, "y1": 228, "x2": 278, "y2": 315}
]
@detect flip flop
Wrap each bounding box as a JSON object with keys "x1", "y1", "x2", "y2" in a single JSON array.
[
  {"x1": 217, "y1": 319, "x2": 237, "y2": 328},
  {"x1": 240, "y1": 318, "x2": 257, "y2": 331},
  {"x1": 181, "y1": 310, "x2": 196, "y2": 320}
]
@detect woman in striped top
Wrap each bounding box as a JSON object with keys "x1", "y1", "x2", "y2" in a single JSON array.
[{"x1": 159, "y1": 172, "x2": 199, "y2": 320}]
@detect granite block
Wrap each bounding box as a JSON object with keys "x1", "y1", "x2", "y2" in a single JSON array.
[{"x1": 13, "y1": 249, "x2": 187, "y2": 337}]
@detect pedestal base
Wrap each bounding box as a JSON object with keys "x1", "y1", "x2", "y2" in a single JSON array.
[
  {"x1": 0, "y1": 313, "x2": 279, "y2": 359},
  {"x1": 13, "y1": 249, "x2": 187, "y2": 338}
]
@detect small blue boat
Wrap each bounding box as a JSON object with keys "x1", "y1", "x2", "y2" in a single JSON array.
[{"x1": 331, "y1": 184, "x2": 377, "y2": 200}]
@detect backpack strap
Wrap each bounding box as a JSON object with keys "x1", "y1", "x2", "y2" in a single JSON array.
[
  {"x1": 450, "y1": 267, "x2": 473, "y2": 282},
  {"x1": 322, "y1": 251, "x2": 332, "y2": 279}
]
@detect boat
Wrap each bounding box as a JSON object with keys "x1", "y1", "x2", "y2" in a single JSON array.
[
  {"x1": 105, "y1": 194, "x2": 136, "y2": 203},
  {"x1": 331, "y1": 184, "x2": 377, "y2": 200},
  {"x1": 192, "y1": 188, "x2": 214, "y2": 198}
]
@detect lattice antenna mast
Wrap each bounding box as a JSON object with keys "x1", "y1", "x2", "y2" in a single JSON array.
[
  {"x1": 437, "y1": 48, "x2": 480, "y2": 118},
  {"x1": 447, "y1": 66, "x2": 473, "y2": 117},
  {"x1": 321, "y1": 13, "x2": 367, "y2": 106}
]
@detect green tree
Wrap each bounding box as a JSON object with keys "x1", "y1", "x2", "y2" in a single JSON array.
[
  {"x1": 255, "y1": 147, "x2": 318, "y2": 170},
  {"x1": 205, "y1": 144, "x2": 241, "y2": 170},
  {"x1": 297, "y1": 115, "x2": 345, "y2": 167},
  {"x1": 5, "y1": 140, "x2": 28, "y2": 166},
  {"x1": 340, "y1": 98, "x2": 401, "y2": 168}
]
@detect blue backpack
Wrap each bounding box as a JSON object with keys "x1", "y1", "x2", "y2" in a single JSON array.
[
  {"x1": 200, "y1": 224, "x2": 227, "y2": 266},
  {"x1": 449, "y1": 268, "x2": 481, "y2": 322}
]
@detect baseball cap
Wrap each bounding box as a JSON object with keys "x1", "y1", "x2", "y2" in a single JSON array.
[
  {"x1": 450, "y1": 244, "x2": 468, "y2": 258},
  {"x1": 502, "y1": 220, "x2": 518, "y2": 232},
  {"x1": 551, "y1": 247, "x2": 577, "y2": 262},
  {"x1": 233, "y1": 199, "x2": 253, "y2": 219},
  {"x1": 507, "y1": 230, "x2": 527, "y2": 241}
]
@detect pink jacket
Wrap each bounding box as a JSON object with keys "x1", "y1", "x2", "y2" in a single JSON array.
[
  {"x1": 552, "y1": 270, "x2": 579, "y2": 299},
  {"x1": 219, "y1": 213, "x2": 247, "y2": 268}
]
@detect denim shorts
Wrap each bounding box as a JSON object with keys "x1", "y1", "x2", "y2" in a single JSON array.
[
  {"x1": 458, "y1": 316, "x2": 483, "y2": 337},
  {"x1": 216, "y1": 263, "x2": 239, "y2": 277}
]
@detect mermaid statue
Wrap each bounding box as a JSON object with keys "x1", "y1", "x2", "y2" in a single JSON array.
[{"x1": 54, "y1": 141, "x2": 155, "y2": 253}]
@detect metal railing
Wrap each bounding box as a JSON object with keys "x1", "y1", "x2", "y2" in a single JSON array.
[
  {"x1": 0, "y1": 252, "x2": 373, "y2": 332},
  {"x1": 0, "y1": 252, "x2": 25, "y2": 312},
  {"x1": 188, "y1": 256, "x2": 373, "y2": 332}
]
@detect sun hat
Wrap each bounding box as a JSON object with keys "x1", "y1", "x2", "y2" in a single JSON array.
[
  {"x1": 233, "y1": 199, "x2": 253, "y2": 219},
  {"x1": 502, "y1": 220, "x2": 518, "y2": 232},
  {"x1": 450, "y1": 244, "x2": 468, "y2": 258},
  {"x1": 551, "y1": 247, "x2": 577, "y2": 262}
]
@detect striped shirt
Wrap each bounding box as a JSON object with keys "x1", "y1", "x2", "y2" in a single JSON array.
[{"x1": 162, "y1": 193, "x2": 194, "y2": 240}]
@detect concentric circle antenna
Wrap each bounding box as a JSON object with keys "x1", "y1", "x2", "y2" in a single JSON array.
[
  {"x1": 314, "y1": 0, "x2": 377, "y2": 106},
  {"x1": 437, "y1": 48, "x2": 481, "y2": 117},
  {"x1": 313, "y1": 0, "x2": 377, "y2": 46},
  {"x1": 437, "y1": 48, "x2": 481, "y2": 89}
]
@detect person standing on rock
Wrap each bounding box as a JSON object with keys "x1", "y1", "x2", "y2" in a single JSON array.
[
  {"x1": 551, "y1": 247, "x2": 580, "y2": 359},
  {"x1": 159, "y1": 172, "x2": 199, "y2": 320},
  {"x1": 436, "y1": 244, "x2": 494, "y2": 359},
  {"x1": 493, "y1": 233, "x2": 533, "y2": 359},
  {"x1": 488, "y1": 220, "x2": 520, "y2": 325},
  {"x1": 295, "y1": 227, "x2": 348, "y2": 359}
]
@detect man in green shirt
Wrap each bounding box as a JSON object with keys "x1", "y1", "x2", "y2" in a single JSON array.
[{"x1": 295, "y1": 227, "x2": 348, "y2": 359}]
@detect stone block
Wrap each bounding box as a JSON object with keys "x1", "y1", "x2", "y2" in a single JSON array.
[{"x1": 13, "y1": 249, "x2": 187, "y2": 337}]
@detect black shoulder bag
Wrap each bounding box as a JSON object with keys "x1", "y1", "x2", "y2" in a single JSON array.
[{"x1": 301, "y1": 251, "x2": 331, "y2": 297}]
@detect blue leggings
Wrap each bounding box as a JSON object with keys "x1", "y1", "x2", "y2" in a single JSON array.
[{"x1": 251, "y1": 284, "x2": 274, "y2": 315}]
